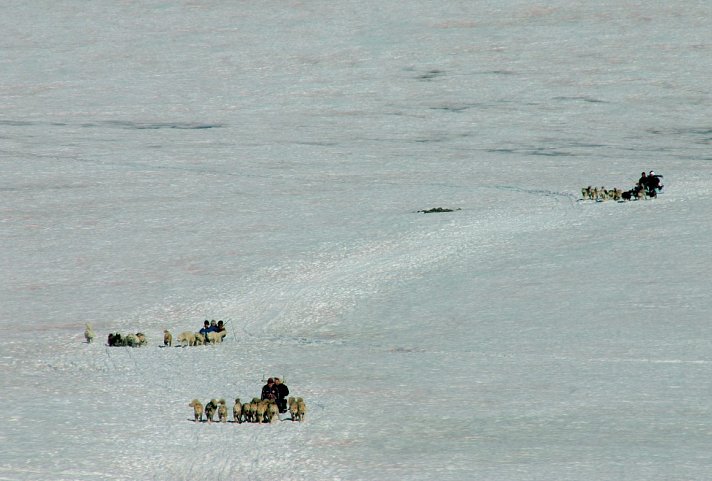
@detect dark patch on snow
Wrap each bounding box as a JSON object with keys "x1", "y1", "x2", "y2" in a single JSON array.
[
  {"x1": 416, "y1": 207, "x2": 461, "y2": 214},
  {"x1": 97, "y1": 121, "x2": 223, "y2": 130},
  {"x1": 416, "y1": 69, "x2": 445, "y2": 81}
]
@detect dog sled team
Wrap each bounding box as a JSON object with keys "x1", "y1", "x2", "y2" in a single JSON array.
[
  {"x1": 82, "y1": 323, "x2": 148, "y2": 347},
  {"x1": 189, "y1": 377, "x2": 307, "y2": 424},
  {"x1": 83, "y1": 325, "x2": 149, "y2": 347},
  {"x1": 87, "y1": 319, "x2": 229, "y2": 347},
  {"x1": 107, "y1": 331, "x2": 147, "y2": 347},
  {"x1": 582, "y1": 170, "x2": 664, "y2": 202},
  {"x1": 173, "y1": 320, "x2": 228, "y2": 346}
]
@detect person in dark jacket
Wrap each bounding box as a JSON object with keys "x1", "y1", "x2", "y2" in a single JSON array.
[
  {"x1": 646, "y1": 170, "x2": 663, "y2": 193},
  {"x1": 261, "y1": 378, "x2": 279, "y2": 401},
  {"x1": 199, "y1": 320, "x2": 211, "y2": 342},
  {"x1": 638, "y1": 171, "x2": 647, "y2": 188},
  {"x1": 274, "y1": 377, "x2": 290, "y2": 413}
]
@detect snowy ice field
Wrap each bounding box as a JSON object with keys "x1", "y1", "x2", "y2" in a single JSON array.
[{"x1": 2, "y1": 1, "x2": 712, "y2": 480}]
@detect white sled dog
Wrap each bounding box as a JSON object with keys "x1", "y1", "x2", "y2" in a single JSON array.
[
  {"x1": 217, "y1": 399, "x2": 228, "y2": 423},
  {"x1": 289, "y1": 397, "x2": 307, "y2": 422},
  {"x1": 267, "y1": 401, "x2": 280, "y2": 423},
  {"x1": 206, "y1": 330, "x2": 227, "y2": 344},
  {"x1": 189, "y1": 399, "x2": 204, "y2": 422},
  {"x1": 177, "y1": 331, "x2": 196, "y2": 347},
  {"x1": 296, "y1": 398, "x2": 307, "y2": 422},
  {"x1": 84, "y1": 323, "x2": 95, "y2": 343},
  {"x1": 233, "y1": 399, "x2": 243, "y2": 423}
]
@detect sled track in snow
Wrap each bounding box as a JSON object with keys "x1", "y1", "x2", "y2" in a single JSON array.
[
  {"x1": 135, "y1": 184, "x2": 590, "y2": 338},
  {"x1": 490, "y1": 184, "x2": 580, "y2": 204},
  {"x1": 236, "y1": 227, "x2": 475, "y2": 335},
  {"x1": 222, "y1": 203, "x2": 579, "y2": 337},
  {"x1": 129, "y1": 179, "x2": 608, "y2": 344}
]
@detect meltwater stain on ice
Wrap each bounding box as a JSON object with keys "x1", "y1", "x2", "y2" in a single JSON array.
[
  {"x1": 92, "y1": 121, "x2": 224, "y2": 130},
  {"x1": 388, "y1": 346, "x2": 426, "y2": 353},
  {"x1": 553, "y1": 96, "x2": 609, "y2": 104},
  {"x1": 429, "y1": 103, "x2": 481, "y2": 113},
  {"x1": 647, "y1": 127, "x2": 712, "y2": 144},
  {"x1": 0, "y1": 119, "x2": 223, "y2": 130},
  {"x1": 415, "y1": 69, "x2": 446, "y2": 81}
]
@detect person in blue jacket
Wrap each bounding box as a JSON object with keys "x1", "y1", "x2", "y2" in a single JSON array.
[{"x1": 199, "y1": 320, "x2": 212, "y2": 342}]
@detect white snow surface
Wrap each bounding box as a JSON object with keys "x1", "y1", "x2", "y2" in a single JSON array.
[{"x1": 2, "y1": 1, "x2": 712, "y2": 480}]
